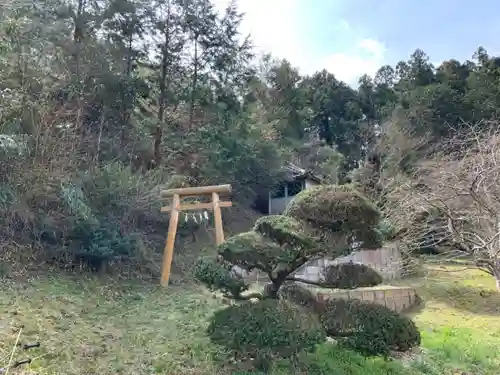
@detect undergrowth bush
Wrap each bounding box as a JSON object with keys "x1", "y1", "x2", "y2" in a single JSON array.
[
  {"x1": 79, "y1": 163, "x2": 166, "y2": 229},
  {"x1": 378, "y1": 219, "x2": 397, "y2": 241},
  {"x1": 207, "y1": 299, "x2": 325, "y2": 370},
  {"x1": 323, "y1": 263, "x2": 383, "y2": 289},
  {"x1": 67, "y1": 219, "x2": 136, "y2": 265},
  {"x1": 0, "y1": 159, "x2": 172, "y2": 272},
  {"x1": 278, "y1": 282, "x2": 318, "y2": 309},
  {"x1": 57, "y1": 178, "x2": 140, "y2": 269},
  {"x1": 194, "y1": 256, "x2": 248, "y2": 297},
  {"x1": 319, "y1": 299, "x2": 421, "y2": 356}
]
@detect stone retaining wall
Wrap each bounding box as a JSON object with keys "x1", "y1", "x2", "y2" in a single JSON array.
[
  {"x1": 333, "y1": 244, "x2": 403, "y2": 280},
  {"x1": 238, "y1": 243, "x2": 405, "y2": 283},
  {"x1": 316, "y1": 286, "x2": 418, "y2": 313},
  {"x1": 293, "y1": 244, "x2": 404, "y2": 282}
]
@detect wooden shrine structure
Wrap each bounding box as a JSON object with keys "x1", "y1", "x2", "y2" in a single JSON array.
[{"x1": 159, "y1": 184, "x2": 232, "y2": 286}]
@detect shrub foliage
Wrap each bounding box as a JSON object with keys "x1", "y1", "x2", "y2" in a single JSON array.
[
  {"x1": 323, "y1": 263, "x2": 383, "y2": 289},
  {"x1": 194, "y1": 256, "x2": 248, "y2": 298},
  {"x1": 196, "y1": 184, "x2": 385, "y2": 299},
  {"x1": 278, "y1": 282, "x2": 318, "y2": 309},
  {"x1": 196, "y1": 184, "x2": 420, "y2": 363},
  {"x1": 285, "y1": 184, "x2": 382, "y2": 248},
  {"x1": 319, "y1": 299, "x2": 421, "y2": 356},
  {"x1": 207, "y1": 299, "x2": 325, "y2": 364}
]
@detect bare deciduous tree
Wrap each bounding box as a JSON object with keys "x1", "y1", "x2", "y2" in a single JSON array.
[{"x1": 408, "y1": 122, "x2": 500, "y2": 290}]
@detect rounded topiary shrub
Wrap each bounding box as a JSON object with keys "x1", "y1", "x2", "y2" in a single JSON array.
[
  {"x1": 207, "y1": 299, "x2": 326, "y2": 366},
  {"x1": 278, "y1": 282, "x2": 318, "y2": 310},
  {"x1": 253, "y1": 215, "x2": 317, "y2": 249},
  {"x1": 217, "y1": 231, "x2": 284, "y2": 269},
  {"x1": 284, "y1": 185, "x2": 383, "y2": 250},
  {"x1": 319, "y1": 299, "x2": 420, "y2": 356},
  {"x1": 194, "y1": 256, "x2": 248, "y2": 298},
  {"x1": 285, "y1": 184, "x2": 380, "y2": 230},
  {"x1": 323, "y1": 263, "x2": 383, "y2": 289}
]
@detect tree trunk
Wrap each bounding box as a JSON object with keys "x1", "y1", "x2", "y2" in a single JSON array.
[
  {"x1": 121, "y1": 35, "x2": 134, "y2": 147},
  {"x1": 189, "y1": 36, "x2": 199, "y2": 128},
  {"x1": 73, "y1": 0, "x2": 85, "y2": 81},
  {"x1": 494, "y1": 262, "x2": 500, "y2": 291},
  {"x1": 264, "y1": 272, "x2": 289, "y2": 298},
  {"x1": 72, "y1": 0, "x2": 86, "y2": 145},
  {"x1": 126, "y1": 35, "x2": 133, "y2": 78},
  {"x1": 154, "y1": 0, "x2": 172, "y2": 167},
  {"x1": 263, "y1": 282, "x2": 280, "y2": 298}
]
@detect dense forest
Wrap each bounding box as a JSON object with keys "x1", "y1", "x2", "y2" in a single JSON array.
[{"x1": 1, "y1": 0, "x2": 500, "y2": 283}]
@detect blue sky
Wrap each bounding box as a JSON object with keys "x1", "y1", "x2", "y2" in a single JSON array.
[{"x1": 215, "y1": 0, "x2": 500, "y2": 86}]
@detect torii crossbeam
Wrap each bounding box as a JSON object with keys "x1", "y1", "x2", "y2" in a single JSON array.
[{"x1": 159, "y1": 184, "x2": 232, "y2": 286}]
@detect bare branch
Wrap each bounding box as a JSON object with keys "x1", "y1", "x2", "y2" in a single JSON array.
[{"x1": 366, "y1": 119, "x2": 500, "y2": 289}]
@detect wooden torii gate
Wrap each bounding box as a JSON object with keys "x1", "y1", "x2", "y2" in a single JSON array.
[{"x1": 159, "y1": 184, "x2": 232, "y2": 286}]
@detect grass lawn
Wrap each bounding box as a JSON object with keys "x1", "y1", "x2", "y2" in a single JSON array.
[
  {"x1": 1, "y1": 261, "x2": 499, "y2": 375},
  {"x1": 402, "y1": 261, "x2": 500, "y2": 375}
]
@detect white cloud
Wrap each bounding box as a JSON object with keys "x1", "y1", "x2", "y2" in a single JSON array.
[
  {"x1": 214, "y1": 0, "x2": 302, "y2": 60},
  {"x1": 214, "y1": 0, "x2": 386, "y2": 86},
  {"x1": 319, "y1": 39, "x2": 386, "y2": 85},
  {"x1": 358, "y1": 39, "x2": 385, "y2": 58}
]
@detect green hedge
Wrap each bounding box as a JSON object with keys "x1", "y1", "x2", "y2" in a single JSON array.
[
  {"x1": 193, "y1": 256, "x2": 248, "y2": 298},
  {"x1": 278, "y1": 282, "x2": 318, "y2": 310},
  {"x1": 323, "y1": 263, "x2": 383, "y2": 289},
  {"x1": 207, "y1": 299, "x2": 325, "y2": 369},
  {"x1": 319, "y1": 299, "x2": 420, "y2": 356}
]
